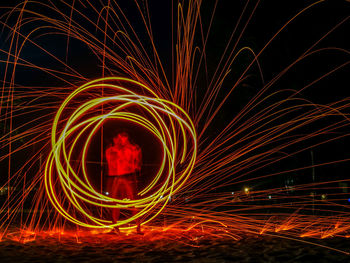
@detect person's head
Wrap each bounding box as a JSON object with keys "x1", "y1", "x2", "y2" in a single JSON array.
[{"x1": 113, "y1": 132, "x2": 129, "y2": 146}]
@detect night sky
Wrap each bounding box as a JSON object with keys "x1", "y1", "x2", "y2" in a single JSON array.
[{"x1": 0, "y1": 0, "x2": 350, "y2": 194}]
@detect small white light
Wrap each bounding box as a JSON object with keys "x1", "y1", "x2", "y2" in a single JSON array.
[{"x1": 105, "y1": 192, "x2": 109, "y2": 195}]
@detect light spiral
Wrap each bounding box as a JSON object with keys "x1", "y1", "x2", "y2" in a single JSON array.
[{"x1": 44, "y1": 77, "x2": 197, "y2": 229}]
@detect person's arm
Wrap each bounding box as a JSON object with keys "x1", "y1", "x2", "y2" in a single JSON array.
[
  {"x1": 135, "y1": 146, "x2": 142, "y2": 171},
  {"x1": 105, "y1": 147, "x2": 111, "y2": 162},
  {"x1": 105, "y1": 147, "x2": 111, "y2": 175}
]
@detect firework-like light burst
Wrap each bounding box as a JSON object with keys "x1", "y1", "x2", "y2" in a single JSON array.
[{"x1": 0, "y1": 0, "x2": 350, "y2": 252}]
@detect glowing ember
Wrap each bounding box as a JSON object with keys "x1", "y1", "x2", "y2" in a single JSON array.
[{"x1": 44, "y1": 77, "x2": 197, "y2": 229}]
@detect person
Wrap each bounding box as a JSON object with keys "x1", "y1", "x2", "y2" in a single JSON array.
[{"x1": 105, "y1": 132, "x2": 143, "y2": 234}]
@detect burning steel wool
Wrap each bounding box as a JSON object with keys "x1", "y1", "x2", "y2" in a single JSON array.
[{"x1": 0, "y1": 0, "x2": 350, "y2": 257}]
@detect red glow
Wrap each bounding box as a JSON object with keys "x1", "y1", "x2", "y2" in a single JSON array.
[
  {"x1": 106, "y1": 133, "x2": 141, "y2": 176},
  {"x1": 105, "y1": 132, "x2": 142, "y2": 230}
]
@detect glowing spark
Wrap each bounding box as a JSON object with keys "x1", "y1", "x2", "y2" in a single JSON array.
[{"x1": 44, "y1": 77, "x2": 197, "y2": 229}]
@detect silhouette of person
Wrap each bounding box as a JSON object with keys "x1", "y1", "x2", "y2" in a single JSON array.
[{"x1": 105, "y1": 132, "x2": 142, "y2": 234}]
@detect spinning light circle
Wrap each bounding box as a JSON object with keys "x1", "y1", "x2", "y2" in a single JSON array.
[{"x1": 44, "y1": 77, "x2": 197, "y2": 229}]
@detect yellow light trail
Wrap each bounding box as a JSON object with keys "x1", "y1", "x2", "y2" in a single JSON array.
[{"x1": 44, "y1": 77, "x2": 197, "y2": 229}]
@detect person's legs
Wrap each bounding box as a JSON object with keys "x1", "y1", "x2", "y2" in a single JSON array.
[
  {"x1": 126, "y1": 174, "x2": 143, "y2": 234},
  {"x1": 109, "y1": 174, "x2": 142, "y2": 234},
  {"x1": 132, "y1": 207, "x2": 142, "y2": 234},
  {"x1": 110, "y1": 177, "x2": 121, "y2": 233}
]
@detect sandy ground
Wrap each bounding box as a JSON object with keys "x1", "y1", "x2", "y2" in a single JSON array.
[{"x1": 0, "y1": 229, "x2": 349, "y2": 262}]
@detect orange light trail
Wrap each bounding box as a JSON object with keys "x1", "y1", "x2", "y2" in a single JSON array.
[
  {"x1": 0, "y1": 0, "x2": 350, "y2": 255},
  {"x1": 45, "y1": 77, "x2": 196, "y2": 229}
]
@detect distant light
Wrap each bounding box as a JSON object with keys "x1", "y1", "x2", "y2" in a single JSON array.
[
  {"x1": 348, "y1": 198, "x2": 350, "y2": 203},
  {"x1": 244, "y1": 187, "x2": 249, "y2": 194},
  {"x1": 231, "y1": 192, "x2": 234, "y2": 195},
  {"x1": 105, "y1": 192, "x2": 109, "y2": 196},
  {"x1": 268, "y1": 195, "x2": 272, "y2": 199}
]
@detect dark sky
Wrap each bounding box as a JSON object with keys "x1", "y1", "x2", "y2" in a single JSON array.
[
  {"x1": 0, "y1": 0, "x2": 349, "y2": 89},
  {"x1": 0, "y1": 0, "x2": 349, "y2": 190}
]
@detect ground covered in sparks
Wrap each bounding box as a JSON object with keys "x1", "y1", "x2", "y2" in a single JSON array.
[{"x1": 0, "y1": 228, "x2": 349, "y2": 262}]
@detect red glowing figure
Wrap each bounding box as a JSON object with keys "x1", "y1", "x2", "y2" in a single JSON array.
[{"x1": 105, "y1": 132, "x2": 142, "y2": 234}]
